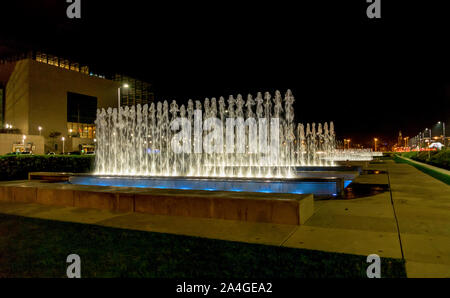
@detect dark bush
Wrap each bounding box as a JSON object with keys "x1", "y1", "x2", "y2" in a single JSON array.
[{"x1": 0, "y1": 155, "x2": 95, "y2": 181}]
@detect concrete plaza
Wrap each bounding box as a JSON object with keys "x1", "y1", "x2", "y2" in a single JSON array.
[{"x1": 0, "y1": 159, "x2": 449, "y2": 277}]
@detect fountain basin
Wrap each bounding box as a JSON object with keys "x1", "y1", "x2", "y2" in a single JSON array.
[
  {"x1": 68, "y1": 175, "x2": 352, "y2": 197},
  {"x1": 5, "y1": 175, "x2": 316, "y2": 225}
]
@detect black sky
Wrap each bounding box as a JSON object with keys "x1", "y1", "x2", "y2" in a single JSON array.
[{"x1": 1, "y1": 0, "x2": 449, "y2": 146}]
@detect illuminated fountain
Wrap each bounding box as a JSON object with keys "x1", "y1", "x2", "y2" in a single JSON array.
[
  {"x1": 323, "y1": 149, "x2": 382, "y2": 162},
  {"x1": 94, "y1": 90, "x2": 337, "y2": 178}
]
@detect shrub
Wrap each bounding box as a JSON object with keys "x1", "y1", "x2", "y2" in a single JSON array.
[
  {"x1": 400, "y1": 149, "x2": 450, "y2": 171},
  {"x1": 0, "y1": 155, "x2": 95, "y2": 181}
]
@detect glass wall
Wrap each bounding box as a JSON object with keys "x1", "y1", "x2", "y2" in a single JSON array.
[
  {"x1": 34, "y1": 52, "x2": 94, "y2": 76},
  {"x1": 114, "y1": 74, "x2": 154, "y2": 107},
  {"x1": 0, "y1": 87, "x2": 4, "y2": 127},
  {"x1": 67, "y1": 122, "x2": 96, "y2": 139},
  {"x1": 67, "y1": 92, "x2": 97, "y2": 139}
]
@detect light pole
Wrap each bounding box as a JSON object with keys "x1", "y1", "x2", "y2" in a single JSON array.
[
  {"x1": 374, "y1": 138, "x2": 378, "y2": 152},
  {"x1": 419, "y1": 132, "x2": 423, "y2": 150},
  {"x1": 118, "y1": 83, "x2": 129, "y2": 108},
  {"x1": 344, "y1": 139, "x2": 350, "y2": 149},
  {"x1": 438, "y1": 121, "x2": 446, "y2": 147},
  {"x1": 425, "y1": 128, "x2": 432, "y2": 148},
  {"x1": 38, "y1": 126, "x2": 42, "y2": 136},
  {"x1": 62, "y1": 137, "x2": 65, "y2": 154}
]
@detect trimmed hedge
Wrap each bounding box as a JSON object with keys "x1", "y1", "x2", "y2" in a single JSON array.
[{"x1": 0, "y1": 155, "x2": 95, "y2": 181}]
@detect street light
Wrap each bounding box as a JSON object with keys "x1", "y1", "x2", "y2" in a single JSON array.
[
  {"x1": 404, "y1": 137, "x2": 408, "y2": 147},
  {"x1": 38, "y1": 126, "x2": 42, "y2": 136},
  {"x1": 118, "y1": 83, "x2": 129, "y2": 108},
  {"x1": 374, "y1": 138, "x2": 378, "y2": 152},
  {"x1": 437, "y1": 121, "x2": 446, "y2": 146},
  {"x1": 62, "y1": 137, "x2": 65, "y2": 154},
  {"x1": 22, "y1": 135, "x2": 26, "y2": 145}
]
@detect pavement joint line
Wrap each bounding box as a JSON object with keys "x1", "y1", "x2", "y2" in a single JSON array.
[
  {"x1": 279, "y1": 225, "x2": 299, "y2": 247},
  {"x1": 386, "y1": 166, "x2": 405, "y2": 261}
]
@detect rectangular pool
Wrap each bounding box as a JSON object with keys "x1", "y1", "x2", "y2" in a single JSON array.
[{"x1": 68, "y1": 176, "x2": 352, "y2": 197}]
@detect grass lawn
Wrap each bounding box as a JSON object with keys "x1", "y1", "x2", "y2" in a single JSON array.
[
  {"x1": 394, "y1": 155, "x2": 450, "y2": 185},
  {"x1": 0, "y1": 213, "x2": 406, "y2": 278}
]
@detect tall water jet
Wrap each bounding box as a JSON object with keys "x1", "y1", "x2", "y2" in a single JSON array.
[{"x1": 94, "y1": 90, "x2": 338, "y2": 178}]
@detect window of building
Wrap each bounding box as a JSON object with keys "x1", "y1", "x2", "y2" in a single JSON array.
[
  {"x1": 67, "y1": 92, "x2": 97, "y2": 139},
  {"x1": 70, "y1": 62, "x2": 80, "y2": 72},
  {"x1": 0, "y1": 87, "x2": 4, "y2": 126},
  {"x1": 67, "y1": 122, "x2": 96, "y2": 139},
  {"x1": 80, "y1": 65, "x2": 89, "y2": 74}
]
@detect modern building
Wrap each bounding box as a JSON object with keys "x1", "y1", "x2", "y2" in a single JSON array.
[
  {"x1": 397, "y1": 131, "x2": 402, "y2": 147},
  {"x1": 0, "y1": 50, "x2": 154, "y2": 154}
]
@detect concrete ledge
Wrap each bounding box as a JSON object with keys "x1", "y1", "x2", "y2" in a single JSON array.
[
  {"x1": 0, "y1": 181, "x2": 314, "y2": 225},
  {"x1": 13, "y1": 186, "x2": 37, "y2": 203},
  {"x1": 0, "y1": 185, "x2": 14, "y2": 202},
  {"x1": 37, "y1": 187, "x2": 74, "y2": 206},
  {"x1": 29, "y1": 172, "x2": 72, "y2": 182},
  {"x1": 134, "y1": 190, "x2": 313, "y2": 225}
]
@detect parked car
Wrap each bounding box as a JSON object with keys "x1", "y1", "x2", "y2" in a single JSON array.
[
  {"x1": 6, "y1": 151, "x2": 31, "y2": 155},
  {"x1": 68, "y1": 151, "x2": 81, "y2": 155}
]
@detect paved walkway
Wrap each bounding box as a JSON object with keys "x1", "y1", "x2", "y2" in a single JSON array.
[
  {"x1": 0, "y1": 160, "x2": 449, "y2": 277},
  {"x1": 385, "y1": 160, "x2": 450, "y2": 277}
]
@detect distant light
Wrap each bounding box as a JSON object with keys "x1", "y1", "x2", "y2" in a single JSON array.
[
  {"x1": 62, "y1": 137, "x2": 65, "y2": 141},
  {"x1": 123, "y1": 83, "x2": 129, "y2": 88},
  {"x1": 22, "y1": 135, "x2": 26, "y2": 140},
  {"x1": 94, "y1": 139, "x2": 97, "y2": 142},
  {"x1": 69, "y1": 129, "x2": 73, "y2": 133},
  {"x1": 38, "y1": 126, "x2": 42, "y2": 131}
]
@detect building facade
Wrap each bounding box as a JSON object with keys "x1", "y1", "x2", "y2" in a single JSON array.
[{"x1": 0, "y1": 52, "x2": 154, "y2": 154}]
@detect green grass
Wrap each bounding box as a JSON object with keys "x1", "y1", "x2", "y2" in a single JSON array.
[
  {"x1": 0, "y1": 213, "x2": 406, "y2": 278},
  {"x1": 399, "y1": 152, "x2": 418, "y2": 159},
  {"x1": 394, "y1": 155, "x2": 450, "y2": 185}
]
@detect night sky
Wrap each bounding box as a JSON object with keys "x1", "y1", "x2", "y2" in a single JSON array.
[{"x1": 1, "y1": 0, "x2": 449, "y2": 147}]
